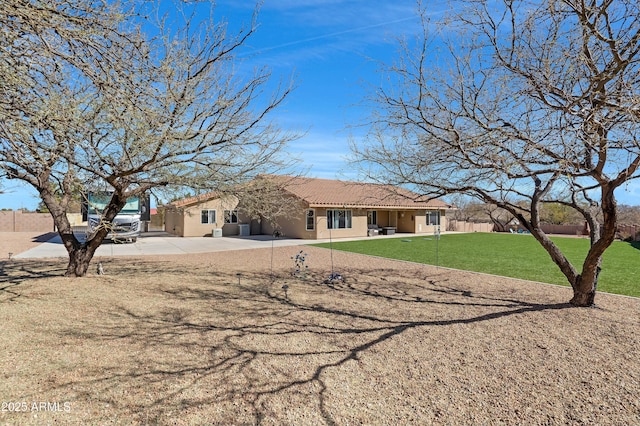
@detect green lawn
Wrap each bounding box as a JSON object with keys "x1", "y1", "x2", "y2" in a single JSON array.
[{"x1": 312, "y1": 233, "x2": 640, "y2": 298}]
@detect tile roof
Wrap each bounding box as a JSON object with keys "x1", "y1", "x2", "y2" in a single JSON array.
[
  {"x1": 164, "y1": 176, "x2": 453, "y2": 210},
  {"x1": 164, "y1": 191, "x2": 220, "y2": 208},
  {"x1": 265, "y1": 175, "x2": 451, "y2": 209}
]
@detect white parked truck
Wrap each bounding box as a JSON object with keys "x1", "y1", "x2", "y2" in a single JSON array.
[{"x1": 83, "y1": 191, "x2": 150, "y2": 242}]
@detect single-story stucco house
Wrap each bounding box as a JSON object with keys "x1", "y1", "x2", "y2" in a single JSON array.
[
  {"x1": 162, "y1": 175, "x2": 454, "y2": 238},
  {"x1": 163, "y1": 193, "x2": 244, "y2": 237}
]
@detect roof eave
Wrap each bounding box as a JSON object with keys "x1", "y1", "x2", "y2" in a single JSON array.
[{"x1": 308, "y1": 203, "x2": 448, "y2": 209}]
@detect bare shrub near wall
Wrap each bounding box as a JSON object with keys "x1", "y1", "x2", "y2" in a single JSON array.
[{"x1": 616, "y1": 225, "x2": 640, "y2": 241}]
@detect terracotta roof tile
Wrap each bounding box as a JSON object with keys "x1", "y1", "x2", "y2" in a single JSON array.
[
  {"x1": 165, "y1": 191, "x2": 220, "y2": 208},
  {"x1": 265, "y1": 175, "x2": 451, "y2": 209},
  {"x1": 165, "y1": 176, "x2": 453, "y2": 210}
]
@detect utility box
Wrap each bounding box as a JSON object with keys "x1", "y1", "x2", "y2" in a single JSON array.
[
  {"x1": 213, "y1": 228, "x2": 223, "y2": 238},
  {"x1": 238, "y1": 224, "x2": 250, "y2": 236}
]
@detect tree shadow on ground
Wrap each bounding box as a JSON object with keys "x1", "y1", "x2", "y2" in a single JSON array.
[
  {"x1": 38, "y1": 260, "x2": 574, "y2": 424},
  {"x1": 0, "y1": 259, "x2": 67, "y2": 302}
]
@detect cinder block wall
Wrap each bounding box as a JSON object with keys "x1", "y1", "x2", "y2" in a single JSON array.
[{"x1": 0, "y1": 211, "x2": 54, "y2": 232}]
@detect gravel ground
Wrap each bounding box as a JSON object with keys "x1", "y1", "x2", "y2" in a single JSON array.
[{"x1": 0, "y1": 232, "x2": 639, "y2": 424}]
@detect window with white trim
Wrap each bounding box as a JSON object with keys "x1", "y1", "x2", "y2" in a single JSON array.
[
  {"x1": 327, "y1": 209, "x2": 352, "y2": 229},
  {"x1": 201, "y1": 209, "x2": 216, "y2": 224},
  {"x1": 306, "y1": 209, "x2": 315, "y2": 231},
  {"x1": 224, "y1": 209, "x2": 238, "y2": 224},
  {"x1": 426, "y1": 210, "x2": 440, "y2": 226}
]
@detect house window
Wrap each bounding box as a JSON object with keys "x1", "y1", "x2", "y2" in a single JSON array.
[
  {"x1": 224, "y1": 209, "x2": 238, "y2": 224},
  {"x1": 367, "y1": 211, "x2": 377, "y2": 225},
  {"x1": 306, "y1": 209, "x2": 315, "y2": 231},
  {"x1": 327, "y1": 209, "x2": 352, "y2": 229},
  {"x1": 426, "y1": 210, "x2": 440, "y2": 226},
  {"x1": 201, "y1": 209, "x2": 216, "y2": 224}
]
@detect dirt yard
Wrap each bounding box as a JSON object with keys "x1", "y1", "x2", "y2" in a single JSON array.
[
  {"x1": 0, "y1": 233, "x2": 638, "y2": 425},
  {"x1": 0, "y1": 232, "x2": 57, "y2": 258}
]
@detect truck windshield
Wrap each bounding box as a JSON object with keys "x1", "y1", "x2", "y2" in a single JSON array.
[{"x1": 88, "y1": 193, "x2": 140, "y2": 215}]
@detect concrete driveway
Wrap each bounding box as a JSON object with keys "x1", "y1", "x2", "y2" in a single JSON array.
[{"x1": 14, "y1": 231, "x2": 321, "y2": 259}]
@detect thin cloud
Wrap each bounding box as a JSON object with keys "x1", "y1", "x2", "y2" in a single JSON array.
[
  {"x1": 289, "y1": 132, "x2": 353, "y2": 178},
  {"x1": 250, "y1": 16, "x2": 417, "y2": 55}
]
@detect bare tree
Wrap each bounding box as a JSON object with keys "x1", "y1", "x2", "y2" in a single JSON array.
[
  {"x1": 235, "y1": 174, "x2": 307, "y2": 233},
  {"x1": 448, "y1": 196, "x2": 512, "y2": 225},
  {"x1": 617, "y1": 204, "x2": 640, "y2": 225},
  {"x1": 0, "y1": 0, "x2": 298, "y2": 276},
  {"x1": 484, "y1": 204, "x2": 516, "y2": 233},
  {"x1": 352, "y1": 0, "x2": 640, "y2": 306}
]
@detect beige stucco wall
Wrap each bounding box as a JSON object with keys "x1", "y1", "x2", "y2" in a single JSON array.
[
  {"x1": 313, "y1": 208, "x2": 369, "y2": 239},
  {"x1": 164, "y1": 195, "x2": 449, "y2": 239},
  {"x1": 412, "y1": 210, "x2": 427, "y2": 233},
  {"x1": 263, "y1": 207, "x2": 369, "y2": 239},
  {"x1": 165, "y1": 196, "x2": 242, "y2": 237},
  {"x1": 395, "y1": 209, "x2": 446, "y2": 233},
  {"x1": 261, "y1": 209, "x2": 304, "y2": 239},
  {"x1": 252, "y1": 194, "x2": 304, "y2": 238},
  {"x1": 259, "y1": 207, "x2": 314, "y2": 239},
  {"x1": 375, "y1": 210, "x2": 391, "y2": 228},
  {"x1": 264, "y1": 207, "x2": 449, "y2": 240},
  {"x1": 164, "y1": 208, "x2": 184, "y2": 236},
  {"x1": 183, "y1": 201, "x2": 213, "y2": 237},
  {"x1": 413, "y1": 209, "x2": 447, "y2": 235},
  {"x1": 396, "y1": 210, "x2": 415, "y2": 233}
]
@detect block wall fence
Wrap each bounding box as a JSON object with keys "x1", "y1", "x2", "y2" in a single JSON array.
[{"x1": 0, "y1": 210, "x2": 54, "y2": 232}]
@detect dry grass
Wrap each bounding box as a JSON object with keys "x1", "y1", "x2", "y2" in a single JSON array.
[{"x1": 0, "y1": 234, "x2": 639, "y2": 425}]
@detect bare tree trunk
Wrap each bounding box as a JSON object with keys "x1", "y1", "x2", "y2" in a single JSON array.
[
  {"x1": 58, "y1": 226, "x2": 107, "y2": 277},
  {"x1": 65, "y1": 246, "x2": 100, "y2": 277},
  {"x1": 523, "y1": 218, "x2": 608, "y2": 307},
  {"x1": 570, "y1": 267, "x2": 601, "y2": 307},
  {"x1": 42, "y1": 187, "x2": 118, "y2": 277},
  {"x1": 568, "y1": 189, "x2": 617, "y2": 306},
  {"x1": 53, "y1": 214, "x2": 104, "y2": 277}
]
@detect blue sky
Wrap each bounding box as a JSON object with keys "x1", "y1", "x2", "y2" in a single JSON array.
[
  {"x1": 2, "y1": 0, "x2": 639, "y2": 209},
  {"x1": 1, "y1": 0, "x2": 428, "y2": 210},
  {"x1": 227, "y1": 0, "x2": 426, "y2": 178}
]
